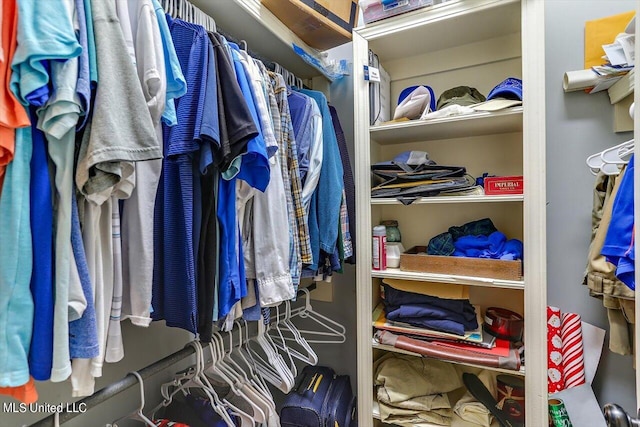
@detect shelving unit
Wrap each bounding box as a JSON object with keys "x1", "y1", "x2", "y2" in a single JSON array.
[{"x1": 353, "y1": 0, "x2": 546, "y2": 425}]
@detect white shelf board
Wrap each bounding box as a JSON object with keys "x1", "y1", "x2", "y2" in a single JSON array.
[
  {"x1": 370, "y1": 107, "x2": 523, "y2": 145},
  {"x1": 373, "y1": 342, "x2": 526, "y2": 377},
  {"x1": 355, "y1": 0, "x2": 521, "y2": 62},
  {"x1": 371, "y1": 194, "x2": 524, "y2": 205},
  {"x1": 372, "y1": 400, "x2": 381, "y2": 420},
  {"x1": 371, "y1": 268, "x2": 524, "y2": 290},
  {"x1": 191, "y1": 0, "x2": 325, "y2": 79}
]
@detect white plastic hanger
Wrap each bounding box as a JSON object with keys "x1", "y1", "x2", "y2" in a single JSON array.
[
  {"x1": 269, "y1": 300, "x2": 319, "y2": 365},
  {"x1": 288, "y1": 288, "x2": 347, "y2": 344},
  {"x1": 247, "y1": 319, "x2": 295, "y2": 393},
  {"x1": 222, "y1": 330, "x2": 275, "y2": 416},
  {"x1": 207, "y1": 335, "x2": 267, "y2": 425},
  {"x1": 204, "y1": 338, "x2": 258, "y2": 427},
  {"x1": 233, "y1": 320, "x2": 274, "y2": 401},
  {"x1": 191, "y1": 341, "x2": 238, "y2": 427},
  {"x1": 267, "y1": 304, "x2": 299, "y2": 378},
  {"x1": 217, "y1": 332, "x2": 276, "y2": 424},
  {"x1": 586, "y1": 138, "x2": 633, "y2": 176},
  {"x1": 149, "y1": 341, "x2": 235, "y2": 427},
  {"x1": 107, "y1": 371, "x2": 155, "y2": 427}
]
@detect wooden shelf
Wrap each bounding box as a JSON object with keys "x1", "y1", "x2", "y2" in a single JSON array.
[
  {"x1": 371, "y1": 194, "x2": 524, "y2": 205},
  {"x1": 192, "y1": 0, "x2": 325, "y2": 79},
  {"x1": 371, "y1": 268, "x2": 524, "y2": 290},
  {"x1": 373, "y1": 342, "x2": 526, "y2": 377},
  {"x1": 370, "y1": 107, "x2": 523, "y2": 145},
  {"x1": 356, "y1": 0, "x2": 521, "y2": 62}
]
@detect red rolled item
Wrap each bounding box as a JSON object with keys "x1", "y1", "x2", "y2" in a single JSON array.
[
  {"x1": 483, "y1": 307, "x2": 524, "y2": 342},
  {"x1": 561, "y1": 312, "x2": 586, "y2": 389},
  {"x1": 547, "y1": 306, "x2": 564, "y2": 393},
  {"x1": 375, "y1": 330, "x2": 521, "y2": 371}
]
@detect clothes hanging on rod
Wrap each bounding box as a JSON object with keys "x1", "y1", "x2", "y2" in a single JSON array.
[
  {"x1": 0, "y1": 0, "x2": 354, "y2": 403},
  {"x1": 583, "y1": 158, "x2": 635, "y2": 356}
]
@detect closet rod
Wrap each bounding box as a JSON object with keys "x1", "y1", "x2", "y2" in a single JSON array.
[
  {"x1": 29, "y1": 346, "x2": 196, "y2": 427},
  {"x1": 29, "y1": 284, "x2": 317, "y2": 426}
]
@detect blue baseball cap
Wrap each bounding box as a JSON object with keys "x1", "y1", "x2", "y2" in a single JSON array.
[
  {"x1": 487, "y1": 77, "x2": 523, "y2": 101},
  {"x1": 393, "y1": 85, "x2": 436, "y2": 119},
  {"x1": 472, "y1": 77, "x2": 523, "y2": 111}
]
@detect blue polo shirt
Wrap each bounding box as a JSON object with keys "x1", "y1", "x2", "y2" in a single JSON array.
[
  {"x1": 216, "y1": 42, "x2": 270, "y2": 319},
  {"x1": 27, "y1": 117, "x2": 54, "y2": 381},
  {"x1": 153, "y1": 18, "x2": 215, "y2": 334},
  {"x1": 602, "y1": 155, "x2": 635, "y2": 290}
]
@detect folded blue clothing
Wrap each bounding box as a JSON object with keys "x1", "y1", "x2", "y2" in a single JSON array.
[
  {"x1": 385, "y1": 300, "x2": 476, "y2": 324},
  {"x1": 383, "y1": 284, "x2": 475, "y2": 315},
  {"x1": 427, "y1": 218, "x2": 498, "y2": 256},
  {"x1": 453, "y1": 231, "x2": 523, "y2": 260},
  {"x1": 386, "y1": 303, "x2": 478, "y2": 330}
]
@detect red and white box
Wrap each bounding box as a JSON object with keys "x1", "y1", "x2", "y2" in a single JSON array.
[{"x1": 484, "y1": 176, "x2": 524, "y2": 195}]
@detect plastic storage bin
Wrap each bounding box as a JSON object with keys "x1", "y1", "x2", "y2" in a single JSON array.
[{"x1": 360, "y1": 0, "x2": 433, "y2": 24}]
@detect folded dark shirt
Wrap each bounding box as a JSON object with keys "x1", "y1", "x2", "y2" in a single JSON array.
[
  {"x1": 383, "y1": 284, "x2": 476, "y2": 318},
  {"x1": 386, "y1": 303, "x2": 478, "y2": 330}
]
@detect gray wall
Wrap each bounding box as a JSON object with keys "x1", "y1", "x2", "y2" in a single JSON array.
[{"x1": 545, "y1": 0, "x2": 636, "y2": 413}]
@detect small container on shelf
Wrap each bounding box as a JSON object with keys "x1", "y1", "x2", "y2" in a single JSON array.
[
  {"x1": 484, "y1": 175, "x2": 524, "y2": 195},
  {"x1": 373, "y1": 225, "x2": 387, "y2": 270},
  {"x1": 359, "y1": 0, "x2": 434, "y2": 24},
  {"x1": 385, "y1": 242, "x2": 405, "y2": 268},
  {"x1": 381, "y1": 220, "x2": 401, "y2": 242}
]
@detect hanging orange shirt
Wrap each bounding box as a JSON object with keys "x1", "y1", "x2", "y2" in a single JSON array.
[
  {"x1": 0, "y1": 0, "x2": 30, "y2": 194},
  {"x1": 0, "y1": 376, "x2": 38, "y2": 404}
]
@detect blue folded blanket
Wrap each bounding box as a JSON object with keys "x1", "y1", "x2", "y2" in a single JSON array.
[{"x1": 453, "y1": 231, "x2": 523, "y2": 260}]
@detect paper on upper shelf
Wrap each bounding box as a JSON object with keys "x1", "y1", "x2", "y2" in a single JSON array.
[
  {"x1": 603, "y1": 42, "x2": 628, "y2": 66},
  {"x1": 589, "y1": 76, "x2": 623, "y2": 93},
  {"x1": 618, "y1": 34, "x2": 635, "y2": 65}
]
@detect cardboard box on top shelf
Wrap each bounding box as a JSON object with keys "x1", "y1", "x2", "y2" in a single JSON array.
[{"x1": 261, "y1": 0, "x2": 359, "y2": 50}]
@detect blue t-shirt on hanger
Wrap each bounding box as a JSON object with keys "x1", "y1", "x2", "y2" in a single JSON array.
[{"x1": 602, "y1": 154, "x2": 636, "y2": 290}]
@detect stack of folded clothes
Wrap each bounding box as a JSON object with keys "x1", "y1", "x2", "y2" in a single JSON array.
[
  {"x1": 383, "y1": 284, "x2": 478, "y2": 337},
  {"x1": 374, "y1": 353, "x2": 463, "y2": 426},
  {"x1": 428, "y1": 218, "x2": 524, "y2": 261},
  {"x1": 371, "y1": 151, "x2": 477, "y2": 203}
]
